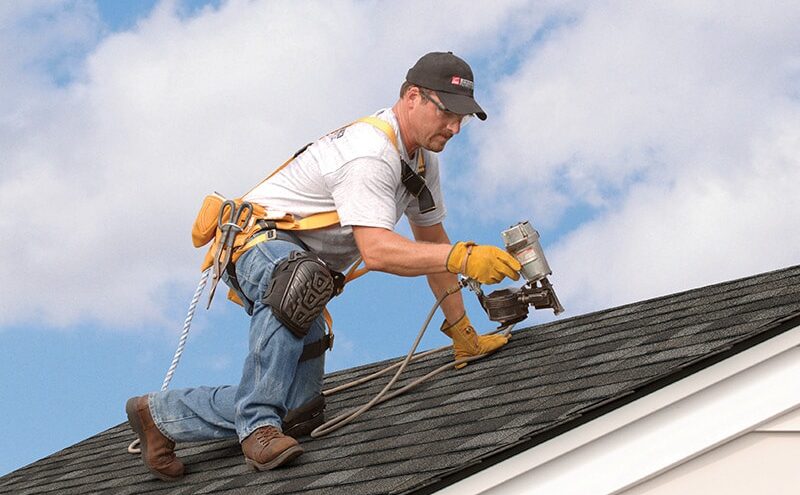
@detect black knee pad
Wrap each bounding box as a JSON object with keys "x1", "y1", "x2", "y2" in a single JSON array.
[{"x1": 263, "y1": 251, "x2": 336, "y2": 338}]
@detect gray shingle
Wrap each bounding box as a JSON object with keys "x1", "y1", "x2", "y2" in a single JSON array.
[{"x1": 2, "y1": 264, "x2": 799, "y2": 495}]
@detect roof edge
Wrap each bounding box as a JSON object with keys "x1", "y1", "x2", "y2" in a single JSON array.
[{"x1": 414, "y1": 313, "x2": 800, "y2": 495}]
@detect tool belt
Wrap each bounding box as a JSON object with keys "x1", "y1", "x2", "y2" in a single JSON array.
[
  {"x1": 192, "y1": 195, "x2": 341, "y2": 358},
  {"x1": 191, "y1": 194, "x2": 339, "y2": 304}
]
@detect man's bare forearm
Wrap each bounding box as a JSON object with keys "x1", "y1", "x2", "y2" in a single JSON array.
[
  {"x1": 351, "y1": 224, "x2": 467, "y2": 324},
  {"x1": 352, "y1": 226, "x2": 452, "y2": 276}
]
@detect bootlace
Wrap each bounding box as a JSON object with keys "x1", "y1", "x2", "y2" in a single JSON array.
[{"x1": 255, "y1": 427, "x2": 281, "y2": 446}]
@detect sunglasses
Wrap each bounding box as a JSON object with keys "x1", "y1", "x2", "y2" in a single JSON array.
[{"x1": 418, "y1": 88, "x2": 473, "y2": 127}]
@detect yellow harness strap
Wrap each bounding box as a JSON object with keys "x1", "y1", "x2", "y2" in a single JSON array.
[
  {"x1": 238, "y1": 116, "x2": 410, "y2": 276},
  {"x1": 357, "y1": 116, "x2": 399, "y2": 150},
  {"x1": 230, "y1": 116, "x2": 409, "y2": 239},
  {"x1": 356, "y1": 116, "x2": 425, "y2": 173}
]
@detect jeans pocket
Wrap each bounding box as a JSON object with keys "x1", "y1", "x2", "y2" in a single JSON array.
[
  {"x1": 235, "y1": 248, "x2": 267, "y2": 296},
  {"x1": 236, "y1": 241, "x2": 294, "y2": 295}
]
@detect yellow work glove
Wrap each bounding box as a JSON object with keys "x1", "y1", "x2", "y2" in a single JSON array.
[
  {"x1": 441, "y1": 314, "x2": 509, "y2": 369},
  {"x1": 446, "y1": 241, "x2": 521, "y2": 285}
]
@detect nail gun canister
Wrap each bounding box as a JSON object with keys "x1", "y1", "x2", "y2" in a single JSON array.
[{"x1": 501, "y1": 221, "x2": 552, "y2": 283}]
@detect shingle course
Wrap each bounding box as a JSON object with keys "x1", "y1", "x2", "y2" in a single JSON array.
[{"x1": 3, "y1": 265, "x2": 799, "y2": 494}]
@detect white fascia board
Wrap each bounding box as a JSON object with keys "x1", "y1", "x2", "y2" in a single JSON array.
[
  {"x1": 758, "y1": 406, "x2": 800, "y2": 431},
  {"x1": 435, "y1": 323, "x2": 800, "y2": 495}
]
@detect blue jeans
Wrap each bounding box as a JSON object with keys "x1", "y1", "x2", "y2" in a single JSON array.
[{"x1": 148, "y1": 239, "x2": 326, "y2": 443}]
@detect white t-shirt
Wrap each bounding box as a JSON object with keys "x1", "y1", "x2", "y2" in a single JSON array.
[{"x1": 243, "y1": 108, "x2": 447, "y2": 272}]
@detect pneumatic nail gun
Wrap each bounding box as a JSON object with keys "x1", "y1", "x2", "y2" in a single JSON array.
[{"x1": 464, "y1": 221, "x2": 564, "y2": 326}]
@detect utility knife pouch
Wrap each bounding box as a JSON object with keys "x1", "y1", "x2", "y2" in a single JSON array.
[{"x1": 264, "y1": 251, "x2": 338, "y2": 338}]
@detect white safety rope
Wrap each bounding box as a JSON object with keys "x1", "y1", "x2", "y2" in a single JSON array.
[
  {"x1": 128, "y1": 268, "x2": 211, "y2": 455},
  {"x1": 161, "y1": 269, "x2": 210, "y2": 391}
]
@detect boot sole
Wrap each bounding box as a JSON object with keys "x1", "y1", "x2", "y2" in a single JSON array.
[
  {"x1": 245, "y1": 445, "x2": 304, "y2": 471},
  {"x1": 283, "y1": 412, "x2": 324, "y2": 438},
  {"x1": 283, "y1": 395, "x2": 325, "y2": 437},
  {"x1": 125, "y1": 397, "x2": 183, "y2": 482}
]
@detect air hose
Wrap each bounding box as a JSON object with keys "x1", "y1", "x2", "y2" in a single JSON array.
[{"x1": 311, "y1": 280, "x2": 513, "y2": 437}]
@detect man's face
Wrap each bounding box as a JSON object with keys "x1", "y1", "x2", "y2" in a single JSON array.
[{"x1": 410, "y1": 89, "x2": 470, "y2": 152}]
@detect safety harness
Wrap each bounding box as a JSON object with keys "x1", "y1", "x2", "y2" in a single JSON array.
[{"x1": 191, "y1": 115, "x2": 434, "y2": 360}]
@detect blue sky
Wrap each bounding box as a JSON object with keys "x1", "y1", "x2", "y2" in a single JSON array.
[{"x1": 1, "y1": 0, "x2": 799, "y2": 476}]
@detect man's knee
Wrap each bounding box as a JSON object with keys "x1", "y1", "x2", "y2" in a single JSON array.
[{"x1": 263, "y1": 251, "x2": 336, "y2": 338}]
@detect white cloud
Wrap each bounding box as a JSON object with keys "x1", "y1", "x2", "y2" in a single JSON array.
[
  {"x1": 468, "y1": 1, "x2": 800, "y2": 314},
  {"x1": 551, "y1": 123, "x2": 800, "y2": 314},
  {"x1": 3, "y1": 0, "x2": 797, "y2": 331},
  {"x1": 0, "y1": 0, "x2": 547, "y2": 329}
]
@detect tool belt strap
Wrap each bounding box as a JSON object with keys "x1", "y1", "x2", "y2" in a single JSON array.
[
  {"x1": 242, "y1": 225, "x2": 309, "y2": 251},
  {"x1": 299, "y1": 333, "x2": 333, "y2": 362}
]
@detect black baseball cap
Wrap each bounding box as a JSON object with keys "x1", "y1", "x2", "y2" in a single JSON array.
[{"x1": 406, "y1": 51, "x2": 487, "y2": 120}]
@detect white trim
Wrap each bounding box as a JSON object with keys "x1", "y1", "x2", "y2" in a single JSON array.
[
  {"x1": 435, "y1": 323, "x2": 800, "y2": 495},
  {"x1": 756, "y1": 405, "x2": 800, "y2": 431}
]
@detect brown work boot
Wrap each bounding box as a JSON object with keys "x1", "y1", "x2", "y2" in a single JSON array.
[
  {"x1": 241, "y1": 426, "x2": 303, "y2": 470},
  {"x1": 283, "y1": 395, "x2": 325, "y2": 438},
  {"x1": 125, "y1": 395, "x2": 185, "y2": 481}
]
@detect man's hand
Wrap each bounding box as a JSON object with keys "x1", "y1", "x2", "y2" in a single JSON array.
[
  {"x1": 446, "y1": 241, "x2": 521, "y2": 285},
  {"x1": 441, "y1": 313, "x2": 509, "y2": 369}
]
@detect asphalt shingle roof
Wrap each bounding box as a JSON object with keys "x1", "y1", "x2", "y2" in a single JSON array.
[{"x1": 3, "y1": 264, "x2": 800, "y2": 495}]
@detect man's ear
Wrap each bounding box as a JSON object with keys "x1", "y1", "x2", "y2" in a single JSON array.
[{"x1": 405, "y1": 85, "x2": 422, "y2": 109}]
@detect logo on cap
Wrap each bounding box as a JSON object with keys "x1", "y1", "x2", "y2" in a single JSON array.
[{"x1": 450, "y1": 76, "x2": 474, "y2": 90}]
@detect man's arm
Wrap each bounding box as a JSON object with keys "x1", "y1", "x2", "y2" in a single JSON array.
[
  {"x1": 353, "y1": 222, "x2": 517, "y2": 369},
  {"x1": 351, "y1": 223, "x2": 465, "y2": 325},
  {"x1": 351, "y1": 225, "x2": 450, "y2": 276}
]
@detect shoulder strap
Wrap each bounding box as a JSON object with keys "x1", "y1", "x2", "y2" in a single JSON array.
[
  {"x1": 356, "y1": 116, "x2": 434, "y2": 213},
  {"x1": 356, "y1": 116, "x2": 426, "y2": 175},
  {"x1": 357, "y1": 116, "x2": 400, "y2": 151}
]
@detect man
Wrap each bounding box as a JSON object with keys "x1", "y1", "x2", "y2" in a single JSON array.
[{"x1": 126, "y1": 51, "x2": 521, "y2": 481}]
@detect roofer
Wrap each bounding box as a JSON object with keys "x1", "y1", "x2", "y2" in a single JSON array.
[{"x1": 125, "y1": 51, "x2": 521, "y2": 481}]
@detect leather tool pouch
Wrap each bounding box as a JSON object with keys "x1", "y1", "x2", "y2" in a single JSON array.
[
  {"x1": 192, "y1": 193, "x2": 225, "y2": 248},
  {"x1": 264, "y1": 251, "x2": 340, "y2": 338}
]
